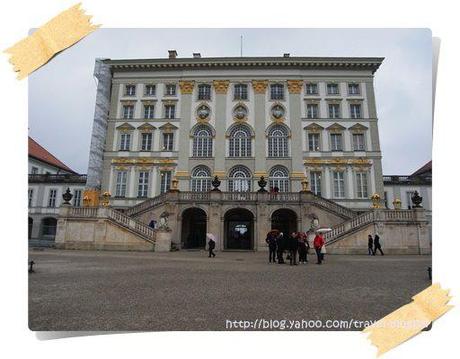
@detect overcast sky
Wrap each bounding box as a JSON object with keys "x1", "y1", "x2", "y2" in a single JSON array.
[{"x1": 28, "y1": 28, "x2": 432, "y2": 174}]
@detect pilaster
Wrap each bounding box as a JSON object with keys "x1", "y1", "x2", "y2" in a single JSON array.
[
  {"x1": 252, "y1": 80, "x2": 268, "y2": 174},
  {"x1": 177, "y1": 80, "x2": 195, "y2": 183},
  {"x1": 213, "y1": 80, "x2": 229, "y2": 173},
  {"x1": 287, "y1": 80, "x2": 304, "y2": 191}
]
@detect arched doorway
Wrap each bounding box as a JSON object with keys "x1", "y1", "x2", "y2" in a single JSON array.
[
  {"x1": 181, "y1": 208, "x2": 207, "y2": 249},
  {"x1": 271, "y1": 209, "x2": 297, "y2": 236},
  {"x1": 224, "y1": 208, "x2": 254, "y2": 250},
  {"x1": 28, "y1": 217, "x2": 33, "y2": 239}
]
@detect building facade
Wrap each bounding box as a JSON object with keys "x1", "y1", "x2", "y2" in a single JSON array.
[{"x1": 88, "y1": 53, "x2": 385, "y2": 212}]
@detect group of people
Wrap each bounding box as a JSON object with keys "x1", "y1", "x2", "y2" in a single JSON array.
[
  {"x1": 265, "y1": 231, "x2": 327, "y2": 265},
  {"x1": 368, "y1": 234, "x2": 384, "y2": 255}
]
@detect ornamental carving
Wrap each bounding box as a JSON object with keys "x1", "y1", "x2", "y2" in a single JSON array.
[
  {"x1": 252, "y1": 80, "x2": 268, "y2": 94},
  {"x1": 179, "y1": 81, "x2": 195, "y2": 94},
  {"x1": 271, "y1": 104, "x2": 285, "y2": 121},
  {"x1": 196, "y1": 104, "x2": 211, "y2": 121},
  {"x1": 287, "y1": 80, "x2": 303, "y2": 94},
  {"x1": 213, "y1": 80, "x2": 230, "y2": 94},
  {"x1": 233, "y1": 104, "x2": 248, "y2": 121}
]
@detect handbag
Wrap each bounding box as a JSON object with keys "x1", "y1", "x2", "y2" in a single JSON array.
[{"x1": 320, "y1": 245, "x2": 327, "y2": 254}]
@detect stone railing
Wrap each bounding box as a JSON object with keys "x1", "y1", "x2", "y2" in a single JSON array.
[
  {"x1": 324, "y1": 209, "x2": 423, "y2": 245},
  {"x1": 178, "y1": 192, "x2": 211, "y2": 201},
  {"x1": 64, "y1": 206, "x2": 155, "y2": 243},
  {"x1": 125, "y1": 192, "x2": 169, "y2": 217},
  {"x1": 308, "y1": 194, "x2": 356, "y2": 219}
]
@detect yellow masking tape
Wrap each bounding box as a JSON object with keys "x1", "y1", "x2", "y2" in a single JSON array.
[
  {"x1": 363, "y1": 283, "x2": 453, "y2": 356},
  {"x1": 4, "y1": 3, "x2": 99, "y2": 80}
]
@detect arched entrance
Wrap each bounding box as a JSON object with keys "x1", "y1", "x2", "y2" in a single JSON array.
[
  {"x1": 271, "y1": 209, "x2": 298, "y2": 235},
  {"x1": 224, "y1": 208, "x2": 254, "y2": 250},
  {"x1": 181, "y1": 208, "x2": 207, "y2": 249}
]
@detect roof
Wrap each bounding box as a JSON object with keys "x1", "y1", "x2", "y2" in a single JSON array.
[
  {"x1": 410, "y1": 161, "x2": 432, "y2": 177},
  {"x1": 28, "y1": 137, "x2": 77, "y2": 174},
  {"x1": 104, "y1": 56, "x2": 384, "y2": 74}
]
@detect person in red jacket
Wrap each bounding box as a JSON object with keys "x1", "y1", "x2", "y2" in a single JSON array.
[{"x1": 313, "y1": 233, "x2": 325, "y2": 264}]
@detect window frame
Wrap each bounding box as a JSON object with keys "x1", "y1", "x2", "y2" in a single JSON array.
[
  {"x1": 332, "y1": 171, "x2": 345, "y2": 198},
  {"x1": 228, "y1": 124, "x2": 252, "y2": 157},
  {"x1": 115, "y1": 171, "x2": 128, "y2": 198},
  {"x1": 165, "y1": 84, "x2": 177, "y2": 96},
  {"x1": 270, "y1": 84, "x2": 285, "y2": 101},
  {"x1": 141, "y1": 132, "x2": 153, "y2": 151},
  {"x1": 48, "y1": 189, "x2": 57, "y2": 208},
  {"x1": 233, "y1": 83, "x2": 248, "y2": 101},
  {"x1": 197, "y1": 84, "x2": 212, "y2": 101},
  {"x1": 137, "y1": 171, "x2": 150, "y2": 198},
  {"x1": 267, "y1": 125, "x2": 289, "y2": 158}
]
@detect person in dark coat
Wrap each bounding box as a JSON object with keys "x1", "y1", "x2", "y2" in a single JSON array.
[
  {"x1": 373, "y1": 234, "x2": 384, "y2": 255},
  {"x1": 207, "y1": 233, "x2": 216, "y2": 258},
  {"x1": 148, "y1": 219, "x2": 156, "y2": 229},
  {"x1": 276, "y1": 232, "x2": 285, "y2": 264},
  {"x1": 288, "y1": 232, "x2": 298, "y2": 265},
  {"x1": 266, "y1": 232, "x2": 277, "y2": 263},
  {"x1": 297, "y1": 233, "x2": 308, "y2": 264},
  {"x1": 368, "y1": 234, "x2": 374, "y2": 255}
]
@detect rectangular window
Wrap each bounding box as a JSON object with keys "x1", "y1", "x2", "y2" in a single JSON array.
[
  {"x1": 31, "y1": 166, "x2": 38, "y2": 174},
  {"x1": 144, "y1": 105, "x2": 155, "y2": 119},
  {"x1": 123, "y1": 105, "x2": 134, "y2": 119},
  {"x1": 330, "y1": 133, "x2": 343, "y2": 151},
  {"x1": 73, "y1": 190, "x2": 82, "y2": 207},
  {"x1": 125, "y1": 85, "x2": 136, "y2": 96},
  {"x1": 406, "y1": 191, "x2": 415, "y2": 209},
  {"x1": 348, "y1": 83, "x2": 360, "y2": 95},
  {"x1": 48, "y1": 189, "x2": 57, "y2": 207},
  {"x1": 145, "y1": 84, "x2": 156, "y2": 96},
  {"x1": 163, "y1": 133, "x2": 174, "y2": 151},
  {"x1": 310, "y1": 172, "x2": 322, "y2": 196},
  {"x1": 28, "y1": 189, "x2": 34, "y2": 207},
  {"x1": 160, "y1": 171, "x2": 172, "y2": 194},
  {"x1": 165, "y1": 84, "x2": 176, "y2": 96},
  {"x1": 333, "y1": 172, "x2": 345, "y2": 198},
  {"x1": 353, "y1": 133, "x2": 365, "y2": 151},
  {"x1": 356, "y1": 172, "x2": 368, "y2": 198},
  {"x1": 234, "y1": 84, "x2": 248, "y2": 100},
  {"x1": 308, "y1": 133, "x2": 320, "y2": 151},
  {"x1": 305, "y1": 83, "x2": 318, "y2": 95},
  {"x1": 141, "y1": 133, "x2": 153, "y2": 151},
  {"x1": 270, "y1": 84, "x2": 284, "y2": 100},
  {"x1": 350, "y1": 104, "x2": 362, "y2": 119},
  {"x1": 198, "y1": 84, "x2": 212, "y2": 100},
  {"x1": 306, "y1": 104, "x2": 319, "y2": 118},
  {"x1": 164, "y1": 104, "x2": 176, "y2": 119},
  {"x1": 327, "y1": 83, "x2": 339, "y2": 95},
  {"x1": 138, "y1": 171, "x2": 149, "y2": 198},
  {"x1": 328, "y1": 104, "x2": 341, "y2": 118},
  {"x1": 115, "y1": 171, "x2": 128, "y2": 197},
  {"x1": 119, "y1": 133, "x2": 131, "y2": 151}
]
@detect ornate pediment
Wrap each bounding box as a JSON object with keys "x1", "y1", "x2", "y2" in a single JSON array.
[
  {"x1": 326, "y1": 123, "x2": 346, "y2": 132},
  {"x1": 116, "y1": 122, "x2": 135, "y2": 131},
  {"x1": 348, "y1": 123, "x2": 368, "y2": 132},
  {"x1": 137, "y1": 123, "x2": 156, "y2": 131},
  {"x1": 304, "y1": 123, "x2": 324, "y2": 132},
  {"x1": 159, "y1": 122, "x2": 178, "y2": 133}
]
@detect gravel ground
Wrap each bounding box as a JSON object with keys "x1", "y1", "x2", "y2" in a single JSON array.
[{"x1": 28, "y1": 249, "x2": 431, "y2": 331}]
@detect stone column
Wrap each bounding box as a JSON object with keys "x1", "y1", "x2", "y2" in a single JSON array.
[
  {"x1": 252, "y1": 80, "x2": 268, "y2": 179},
  {"x1": 209, "y1": 191, "x2": 223, "y2": 250},
  {"x1": 176, "y1": 81, "x2": 195, "y2": 190},
  {"x1": 85, "y1": 59, "x2": 112, "y2": 206},
  {"x1": 287, "y1": 80, "x2": 305, "y2": 192},
  {"x1": 212, "y1": 80, "x2": 229, "y2": 179}
]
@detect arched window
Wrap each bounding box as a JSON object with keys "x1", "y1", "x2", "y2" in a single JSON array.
[
  {"x1": 190, "y1": 166, "x2": 212, "y2": 192},
  {"x1": 229, "y1": 125, "x2": 252, "y2": 157},
  {"x1": 269, "y1": 166, "x2": 290, "y2": 192},
  {"x1": 268, "y1": 125, "x2": 289, "y2": 157},
  {"x1": 192, "y1": 125, "x2": 213, "y2": 157},
  {"x1": 228, "y1": 166, "x2": 252, "y2": 192}
]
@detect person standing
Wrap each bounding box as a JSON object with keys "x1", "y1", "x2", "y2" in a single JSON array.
[
  {"x1": 276, "y1": 232, "x2": 285, "y2": 264},
  {"x1": 266, "y1": 232, "x2": 277, "y2": 263},
  {"x1": 148, "y1": 218, "x2": 156, "y2": 229},
  {"x1": 288, "y1": 232, "x2": 298, "y2": 266},
  {"x1": 206, "y1": 233, "x2": 216, "y2": 258},
  {"x1": 298, "y1": 233, "x2": 308, "y2": 264},
  {"x1": 313, "y1": 232, "x2": 325, "y2": 264},
  {"x1": 373, "y1": 234, "x2": 384, "y2": 255},
  {"x1": 368, "y1": 234, "x2": 374, "y2": 255},
  {"x1": 320, "y1": 240, "x2": 327, "y2": 262}
]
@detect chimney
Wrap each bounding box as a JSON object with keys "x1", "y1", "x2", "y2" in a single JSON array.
[
  {"x1": 193, "y1": 53, "x2": 201, "y2": 58},
  {"x1": 283, "y1": 53, "x2": 290, "y2": 58},
  {"x1": 168, "y1": 50, "x2": 178, "y2": 59}
]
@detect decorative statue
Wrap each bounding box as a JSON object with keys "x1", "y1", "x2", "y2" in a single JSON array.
[
  {"x1": 257, "y1": 176, "x2": 268, "y2": 192},
  {"x1": 158, "y1": 212, "x2": 170, "y2": 230},
  {"x1": 211, "y1": 176, "x2": 221, "y2": 192},
  {"x1": 101, "y1": 191, "x2": 111, "y2": 207},
  {"x1": 62, "y1": 188, "x2": 73, "y2": 205},
  {"x1": 371, "y1": 193, "x2": 381, "y2": 208},
  {"x1": 411, "y1": 191, "x2": 423, "y2": 208}
]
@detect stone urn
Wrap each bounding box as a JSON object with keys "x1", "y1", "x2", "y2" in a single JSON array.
[
  {"x1": 211, "y1": 176, "x2": 221, "y2": 192},
  {"x1": 411, "y1": 191, "x2": 423, "y2": 208},
  {"x1": 62, "y1": 188, "x2": 73, "y2": 205},
  {"x1": 257, "y1": 176, "x2": 268, "y2": 192}
]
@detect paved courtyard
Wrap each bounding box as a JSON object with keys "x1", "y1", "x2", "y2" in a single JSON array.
[{"x1": 29, "y1": 249, "x2": 431, "y2": 331}]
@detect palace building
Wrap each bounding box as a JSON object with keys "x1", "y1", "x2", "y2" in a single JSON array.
[{"x1": 85, "y1": 52, "x2": 385, "y2": 211}]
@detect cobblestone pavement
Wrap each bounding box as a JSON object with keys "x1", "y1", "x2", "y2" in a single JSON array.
[{"x1": 29, "y1": 249, "x2": 431, "y2": 331}]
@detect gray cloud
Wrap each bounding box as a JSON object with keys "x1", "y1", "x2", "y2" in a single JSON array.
[{"x1": 29, "y1": 28, "x2": 432, "y2": 175}]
